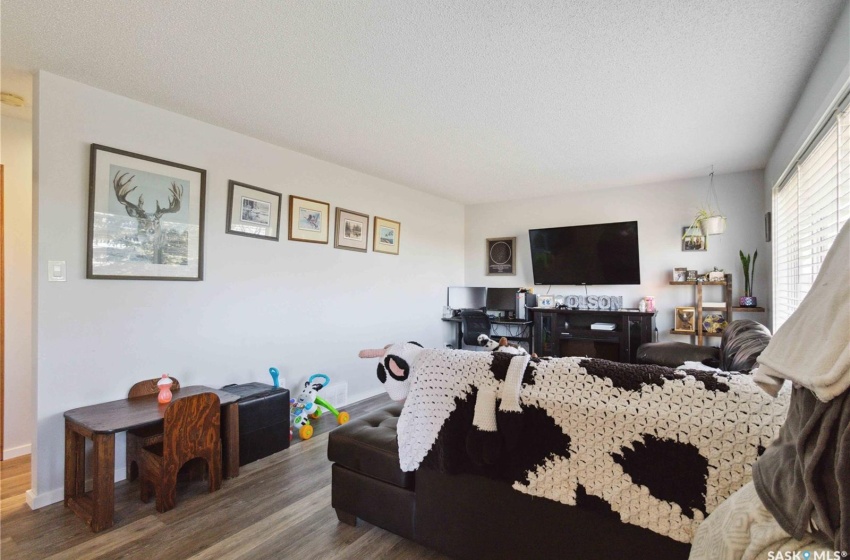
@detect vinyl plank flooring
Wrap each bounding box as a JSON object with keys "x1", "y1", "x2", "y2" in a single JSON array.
[{"x1": 1, "y1": 394, "x2": 446, "y2": 560}]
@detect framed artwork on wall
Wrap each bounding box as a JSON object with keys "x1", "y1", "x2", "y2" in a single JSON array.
[
  {"x1": 225, "y1": 180, "x2": 282, "y2": 241},
  {"x1": 87, "y1": 144, "x2": 206, "y2": 281},
  {"x1": 373, "y1": 216, "x2": 401, "y2": 255},
  {"x1": 682, "y1": 226, "x2": 707, "y2": 251},
  {"x1": 288, "y1": 195, "x2": 330, "y2": 244},
  {"x1": 334, "y1": 208, "x2": 369, "y2": 252},
  {"x1": 486, "y1": 237, "x2": 516, "y2": 275}
]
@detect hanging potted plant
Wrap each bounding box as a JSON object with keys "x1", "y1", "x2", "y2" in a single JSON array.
[
  {"x1": 698, "y1": 209, "x2": 727, "y2": 236},
  {"x1": 739, "y1": 249, "x2": 758, "y2": 307},
  {"x1": 684, "y1": 207, "x2": 727, "y2": 237},
  {"x1": 684, "y1": 166, "x2": 727, "y2": 238}
]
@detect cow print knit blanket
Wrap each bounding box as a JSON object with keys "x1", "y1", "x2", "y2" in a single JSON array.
[{"x1": 396, "y1": 349, "x2": 790, "y2": 543}]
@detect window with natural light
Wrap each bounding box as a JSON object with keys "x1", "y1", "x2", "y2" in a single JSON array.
[{"x1": 773, "y1": 102, "x2": 849, "y2": 331}]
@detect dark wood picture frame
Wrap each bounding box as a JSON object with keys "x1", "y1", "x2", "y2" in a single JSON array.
[
  {"x1": 225, "y1": 180, "x2": 282, "y2": 242},
  {"x1": 288, "y1": 195, "x2": 330, "y2": 244},
  {"x1": 334, "y1": 207, "x2": 369, "y2": 252},
  {"x1": 486, "y1": 236, "x2": 516, "y2": 275},
  {"x1": 87, "y1": 144, "x2": 206, "y2": 281}
]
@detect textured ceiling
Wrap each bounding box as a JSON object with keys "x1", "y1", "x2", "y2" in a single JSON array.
[{"x1": 1, "y1": 1, "x2": 845, "y2": 203}]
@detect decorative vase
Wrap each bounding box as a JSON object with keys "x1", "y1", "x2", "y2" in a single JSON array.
[
  {"x1": 157, "y1": 374, "x2": 173, "y2": 404},
  {"x1": 739, "y1": 296, "x2": 757, "y2": 308},
  {"x1": 699, "y1": 216, "x2": 727, "y2": 236}
]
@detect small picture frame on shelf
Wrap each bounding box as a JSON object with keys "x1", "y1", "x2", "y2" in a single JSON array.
[
  {"x1": 702, "y1": 313, "x2": 727, "y2": 334},
  {"x1": 708, "y1": 270, "x2": 725, "y2": 282},
  {"x1": 673, "y1": 267, "x2": 687, "y2": 282},
  {"x1": 675, "y1": 306, "x2": 696, "y2": 332},
  {"x1": 537, "y1": 294, "x2": 555, "y2": 308},
  {"x1": 686, "y1": 269, "x2": 698, "y2": 281}
]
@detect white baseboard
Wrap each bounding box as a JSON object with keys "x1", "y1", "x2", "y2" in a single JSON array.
[
  {"x1": 346, "y1": 387, "x2": 386, "y2": 407},
  {"x1": 3, "y1": 444, "x2": 31, "y2": 460},
  {"x1": 24, "y1": 466, "x2": 126, "y2": 510}
]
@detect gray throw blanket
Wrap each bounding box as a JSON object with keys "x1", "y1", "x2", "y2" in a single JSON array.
[{"x1": 753, "y1": 386, "x2": 850, "y2": 551}]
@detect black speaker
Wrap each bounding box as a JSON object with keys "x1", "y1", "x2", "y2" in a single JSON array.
[{"x1": 515, "y1": 293, "x2": 537, "y2": 319}]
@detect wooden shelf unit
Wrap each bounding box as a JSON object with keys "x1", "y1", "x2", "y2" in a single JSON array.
[{"x1": 670, "y1": 273, "x2": 733, "y2": 345}]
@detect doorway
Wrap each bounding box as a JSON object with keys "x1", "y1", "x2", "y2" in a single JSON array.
[{"x1": 1, "y1": 164, "x2": 5, "y2": 460}]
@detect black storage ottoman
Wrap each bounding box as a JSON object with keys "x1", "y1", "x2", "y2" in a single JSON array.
[{"x1": 221, "y1": 382, "x2": 290, "y2": 466}]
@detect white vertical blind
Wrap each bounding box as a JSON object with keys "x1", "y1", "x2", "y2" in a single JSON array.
[{"x1": 773, "y1": 105, "x2": 850, "y2": 331}]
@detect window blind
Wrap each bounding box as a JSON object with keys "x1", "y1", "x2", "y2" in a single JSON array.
[{"x1": 773, "y1": 104, "x2": 850, "y2": 331}]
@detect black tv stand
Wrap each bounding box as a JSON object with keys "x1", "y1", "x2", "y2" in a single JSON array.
[{"x1": 530, "y1": 307, "x2": 655, "y2": 364}]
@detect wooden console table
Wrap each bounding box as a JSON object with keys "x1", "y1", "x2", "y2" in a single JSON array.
[
  {"x1": 64, "y1": 385, "x2": 240, "y2": 532},
  {"x1": 531, "y1": 308, "x2": 655, "y2": 363}
]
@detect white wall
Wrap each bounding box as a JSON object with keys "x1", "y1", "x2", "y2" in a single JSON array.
[
  {"x1": 465, "y1": 170, "x2": 769, "y2": 337},
  {"x1": 765, "y1": 1, "x2": 850, "y2": 189},
  {"x1": 30, "y1": 71, "x2": 464, "y2": 507},
  {"x1": 1, "y1": 115, "x2": 34, "y2": 459}
]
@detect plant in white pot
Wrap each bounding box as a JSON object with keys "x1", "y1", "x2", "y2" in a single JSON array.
[
  {"x1": 687, "y1": 208, "x2": 727, "y2": 237},
  {"x1": 739, "y1": 249, "x2": 758, "y2": 307},
  {"x1": 684, "y1": 167, "x2": 727, "y2": 238}
]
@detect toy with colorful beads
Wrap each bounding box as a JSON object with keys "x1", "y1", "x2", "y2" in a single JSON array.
[{"x1": 290, "y1": 373, "x2": 350, "y2": 440}]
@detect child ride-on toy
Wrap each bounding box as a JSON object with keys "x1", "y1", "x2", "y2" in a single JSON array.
[{"x1": 290, "y1": 374, "x2": 350, "y2": 440}]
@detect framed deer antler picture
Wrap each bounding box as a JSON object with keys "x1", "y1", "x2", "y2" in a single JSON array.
[{"x1": 87, "y1": 144, "x2": 207, "y2": 280}]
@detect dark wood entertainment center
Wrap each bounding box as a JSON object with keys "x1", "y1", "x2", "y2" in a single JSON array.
[{"x1": 530, "y1": 308, "x2": 656, "y2": 363}]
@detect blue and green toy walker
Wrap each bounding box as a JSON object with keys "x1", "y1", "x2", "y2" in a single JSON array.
[{"x1": 288, "y1": 373, "x2": 350, "y2": 440}]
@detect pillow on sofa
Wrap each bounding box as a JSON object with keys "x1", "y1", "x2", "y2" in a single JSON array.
[{"x1": 720, "y1": 319, "x2": 771, "y2": 373}]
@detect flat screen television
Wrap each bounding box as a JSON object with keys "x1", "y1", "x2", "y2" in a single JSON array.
[{"x1": 528, "y1": 221, "x2": 641, "y2": 285}]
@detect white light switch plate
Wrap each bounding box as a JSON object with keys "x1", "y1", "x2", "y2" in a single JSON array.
[{"x1": 48, "y1": 260, "x2": 66, "y2": 282}]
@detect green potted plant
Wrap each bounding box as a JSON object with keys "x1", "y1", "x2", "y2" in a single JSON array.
[
  {"x1": 684, "y1": 168, "x2": 727, "y2": 237},
  {"x1": 739, "y1": 249, "x2": 758, "y2": 307},
  {"x1": 696, "y1": 208, "x2": 727, "y2": 236}
]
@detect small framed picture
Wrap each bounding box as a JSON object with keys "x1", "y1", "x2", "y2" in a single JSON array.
[
  {"x1": 486, "y1": 237, "x2": 516, "y2": 275},
  {"x1": 682, "y1": 226, "x2": 707, "y2": 252},
  {"x1": 675, "y1": 306, "x2": 696, "y2": 332},
  {"x1": 702, "y1": 313, "x2": 727, "y2": 334},
  {"x1": 288, "y1": 195, "x2": 330, "y2": 244},
  {"x1": 334, "y1": 208, "x2": 369, "y2": 252},
  {"x1": 686, "y1": 269, "x2": 698, "y2": 281},
  {"x1": 373, "y1": 216, "x2": 401, "y2": 255},
  {"x1": 226, "y1": 180, "x2": 282, "y2": 241},
  {"x1": 672, "y1": 267, "x2": 688, "y2": 282},
  {"x1": 708, "y1": 270, "x2": 725, "y2": 282},
  {"x1": 538, "y1": 295, "x2": 555, "y2": 308}
]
